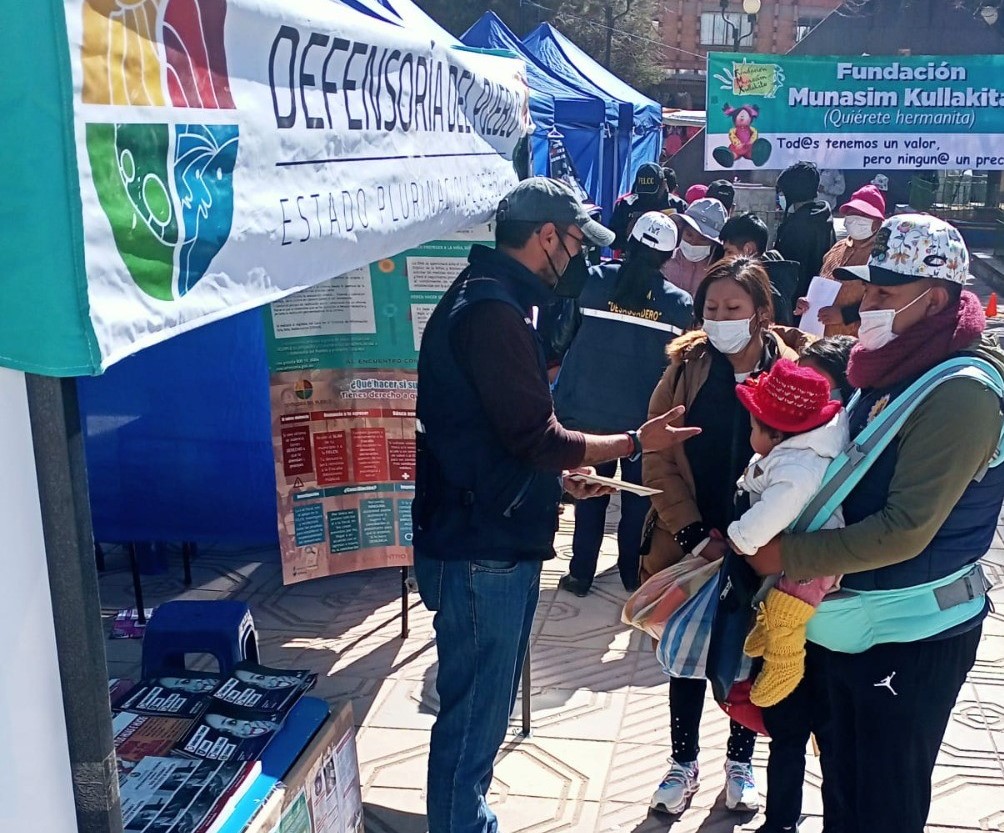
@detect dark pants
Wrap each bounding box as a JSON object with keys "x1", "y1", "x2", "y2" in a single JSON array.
[
  {"x1": 414, "y1": 553, "x2": 542, "y2": 833},
  {"x1": 812, "y1": 627, "x2": 981, "y2": 833},
  {"x1": 569, "y1": 456, "x2": 648, "y2": 588},
  {"x1": 669, "y1": 676, "x2": 757, "y2": 763},
  {"x1": 761, "y1": 644, "x2": 833, "y2": 832}
]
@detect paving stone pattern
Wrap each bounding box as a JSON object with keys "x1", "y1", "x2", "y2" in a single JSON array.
[{"x1": 101, "y1": 505, "x2": 1004, "y2": 832}]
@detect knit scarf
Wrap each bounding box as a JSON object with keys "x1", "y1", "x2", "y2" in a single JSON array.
[{"x1": 847, "y1": 290, "x2": 986, "y2": 390}]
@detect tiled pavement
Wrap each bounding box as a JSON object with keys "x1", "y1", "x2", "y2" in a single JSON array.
[
  {"x1": 101, "y1": 505, "x2": 1004, "y2": 833},
  {"x1": 101, "y1": 271, "x2": 1004, "y2": 831}
]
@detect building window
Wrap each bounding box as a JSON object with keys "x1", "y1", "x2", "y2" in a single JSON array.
[
  {"x1": 795, "y1": 15, "x2": 825, "y2": 42},
  {"x1": 700, "y1": 11, "x2": 753, "y2": 46}
]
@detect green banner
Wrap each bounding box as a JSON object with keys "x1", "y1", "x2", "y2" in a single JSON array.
[{"x1": 705, "y1": 53, "x2": 1004, "y2": 171}]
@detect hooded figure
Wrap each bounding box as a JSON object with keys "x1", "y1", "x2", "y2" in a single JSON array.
[{"x1": 773, "y1": 162, "x2": 836, "y2": 301}]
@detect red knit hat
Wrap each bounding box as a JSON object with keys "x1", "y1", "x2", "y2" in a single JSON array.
[{"x1": 736, "y1": 359, "x2": 841, "y2": 434}]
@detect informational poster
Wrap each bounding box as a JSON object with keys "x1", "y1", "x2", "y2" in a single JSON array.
[
  {"x1": 302, "y1": 724, "x2": 363, "y2": 833},
  {"x1": 265, "y1": 225, "x2": 494, "y2": 584},
  {"x1": 278, "y1": 791, "x2": 313, "y2": 833},
  {"x1": 706, "y1": 53, "x2": 1004, "y2": 171}
]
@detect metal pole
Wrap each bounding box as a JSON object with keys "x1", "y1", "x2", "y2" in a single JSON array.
[
  {"x1": 401, "y1": 565, "x2": 410, "y2": 638},
  {"x1": 25, "y1": 374, "x2": 122, "y2": 833},
  {"x1": 127, "y1": 543, "x2": 146, "y2": 625}
]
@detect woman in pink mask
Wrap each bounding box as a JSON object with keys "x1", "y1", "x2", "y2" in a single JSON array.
[{"x1": 795, "y1": 184, "x2": 887, "y2": 337}]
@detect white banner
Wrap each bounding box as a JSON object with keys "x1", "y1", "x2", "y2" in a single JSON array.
[
  {"x1": 704, "y1": 132, "x2": 1004, "y2": 172},
  {"x1": 65, "y1": 0, "x2": 528, "y2": 368}
]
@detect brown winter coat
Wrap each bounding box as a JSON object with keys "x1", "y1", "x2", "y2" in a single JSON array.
[
  {"x1": 639, "y1": 328, "x2": 802, "y2": 581},
  {"x1": 817, "y1": 235, "x2": 874, "y2": 337}
]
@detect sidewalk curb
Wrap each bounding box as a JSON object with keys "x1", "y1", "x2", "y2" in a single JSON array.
[{"x1": 972, "y1": 252, "x2": 1004, "y2": 295}]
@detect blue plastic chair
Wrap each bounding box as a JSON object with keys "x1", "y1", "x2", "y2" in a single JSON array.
[{"x1": 141, "y1": 600, "x2": 258, "y2": 678}]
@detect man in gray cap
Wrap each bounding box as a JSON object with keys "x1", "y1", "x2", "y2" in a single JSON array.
[{"x1": 413, "y1": 177, "x2": 700, "y2": 833}]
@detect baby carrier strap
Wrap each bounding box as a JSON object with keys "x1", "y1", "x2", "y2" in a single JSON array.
[{"x1": 790, "y1": 356, "x2": 1004, "y2": 535}]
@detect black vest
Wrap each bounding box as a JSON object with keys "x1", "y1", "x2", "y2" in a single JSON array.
[
  {"x1": 841, "y1": 369, "x2": 1004, "y2": 591},
  {"x1": 413, "y1": 245, "x2": 563, "y2": 560},
  {"x1": 553, "y1": 262, "x2": 693, "y2": 433}
]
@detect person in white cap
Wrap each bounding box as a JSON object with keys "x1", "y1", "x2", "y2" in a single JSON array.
[
  {"x1": 553, "y1": 212, "x2": 694, "y2": 596},
  {"x1": 662, "y1": 197, "x2": 729, "y2": 295},
  {"x1": 748, "y1": 214, "x2": 1004, "y2": 833}
]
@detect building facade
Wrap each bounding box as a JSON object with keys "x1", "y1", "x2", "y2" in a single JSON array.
[{"x1": 654, "y1": 0, "x2": 842, "y2": 103}]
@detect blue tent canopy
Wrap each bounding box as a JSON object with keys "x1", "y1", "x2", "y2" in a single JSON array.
[
  {"x1": 523, "y1": 23, "x2": 662, "y2": 198},
  {"x1": 77, "y1": 308, "x2": 277, "y2": 544},
  {"x1": 461, "y1": 12, "x2": 607, "y2": 203}
]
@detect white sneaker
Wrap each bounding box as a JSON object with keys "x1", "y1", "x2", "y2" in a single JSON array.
[
  {"x1": 650, "y1": 759, "x2": 699, "y2": 815},
  {"x1": 724, "y1": 759, "x2": 760, "y2": 812}
]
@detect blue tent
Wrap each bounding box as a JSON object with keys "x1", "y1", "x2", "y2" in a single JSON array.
[
  {"x1": 461, "y1": 12, "x2": 607, "y2": 204},
  {"x1": 77, "y1": 308, "x2": 277, "y2": 544},
  {"x1": 523, "y1": 23, "x2": 662, "y2": 199}
]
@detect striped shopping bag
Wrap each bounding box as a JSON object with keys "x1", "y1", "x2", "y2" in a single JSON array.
[{"x1": 657, "y1": 571, "x2": 752, "y2": 681}]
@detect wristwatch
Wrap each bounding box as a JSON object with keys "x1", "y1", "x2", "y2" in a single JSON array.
[{"x1": 626, "y1": 429, "x2": 643, "y2": 463}]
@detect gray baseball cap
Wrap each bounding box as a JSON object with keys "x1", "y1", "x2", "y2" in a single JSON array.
[{"x1": 496, "y1": 177, "x2": 616, "y2": 248}]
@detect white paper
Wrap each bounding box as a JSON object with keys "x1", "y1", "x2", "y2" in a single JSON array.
[
  {"x1": 569, "y1": 473, "x2": 662, "y2": 497},
  {"x1": 800, "y1": 276, "x2": 842, "y2": 337}
]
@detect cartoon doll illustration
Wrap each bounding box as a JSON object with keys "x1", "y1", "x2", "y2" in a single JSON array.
[{"x1": 713, "y1": 103, "x2": 772, "y2": 168}]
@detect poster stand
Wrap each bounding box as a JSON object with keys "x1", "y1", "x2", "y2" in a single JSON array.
[
  {"x1": 400, "y1": 566, "x2": 410, "y2": 639},
  {"x1": 396, "y1": 564, "x2": 532, "y2": 734}
]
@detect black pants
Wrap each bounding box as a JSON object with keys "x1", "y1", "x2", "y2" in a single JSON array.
[
  {"x1": 813, "y1": 627, "x2": 981, "y2": 833},
  {"x1": 670, "y1": 676, "x2": 756, "y2": 764},
  {"x1": 761, "y1": 644, "x2": 834, "y2": 832}
]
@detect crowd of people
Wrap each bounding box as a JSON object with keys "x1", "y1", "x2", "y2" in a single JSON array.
[{"x1": 412, "y1": 161, "x2": 1003, "y2": 833}]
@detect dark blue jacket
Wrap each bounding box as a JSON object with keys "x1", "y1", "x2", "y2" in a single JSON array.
[
  {"x1": 553, "y1": 263, "x2": 693, "y2": 433},
  {"x1": 413, "y1": 246, "x2": 564, "y2": 560},
  {"x1": 842, "y1": 374, "x2": 1004, "y2": 592}
]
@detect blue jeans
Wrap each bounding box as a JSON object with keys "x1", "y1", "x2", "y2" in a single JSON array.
[
  {"x1": 414, "y1": 552, "x2": 542, "y2": 833},
  {"x1": 569, "y1": 455, "x2": 649, "y2": 588}
]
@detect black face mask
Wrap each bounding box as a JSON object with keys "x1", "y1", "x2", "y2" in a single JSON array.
[{"x1": 554, "y1": 252, "x2": 590, "y2": 298}]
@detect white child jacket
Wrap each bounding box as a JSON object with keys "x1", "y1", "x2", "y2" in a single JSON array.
[{"x1": 727, "y1": 412, "x2": 850, "y2": 556}]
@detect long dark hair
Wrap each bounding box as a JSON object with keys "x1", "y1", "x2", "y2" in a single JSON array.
[
  {"x1": 693, "y1": 256, "x2": 775, "y2": 325},
  {"x1": 800, "y1": 335, "x2": 856, "y2": 404},
  {"x1": 611, "y1": 237, "x2": 674, "y2": 311}
]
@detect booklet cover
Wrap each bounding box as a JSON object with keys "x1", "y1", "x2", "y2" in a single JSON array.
[
  {"x1": 177, "y1": 702, "x2": 286, "y2": 763},
  {"x1": 119, "y1": 756, "x2": 260, "y2": 833},
  {"x1": 211, "y1": 661, "x2": 316, "y2": 714},
  {"x1": 569, "y1": 472, "x2": 662, "y2": 497},
  {"x1": 113, "y1": 711, "x2": 195, "y2": 777},
  {"x1": 114, "y1": 673, "x2": 222, "y2": 719}
]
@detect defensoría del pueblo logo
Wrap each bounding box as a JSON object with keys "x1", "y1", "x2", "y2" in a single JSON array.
[{"x1": 81, "y1": 0, "x2": 238, "y2": 301}]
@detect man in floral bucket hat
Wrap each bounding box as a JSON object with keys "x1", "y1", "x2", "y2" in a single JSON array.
[{"x1": 747, "y1": 214, "x2": 1004, "y2": 833}]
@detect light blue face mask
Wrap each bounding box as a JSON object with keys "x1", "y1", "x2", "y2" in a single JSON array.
[{"x1": 778, "y1": 194, "x2": 787, "y2": 211}]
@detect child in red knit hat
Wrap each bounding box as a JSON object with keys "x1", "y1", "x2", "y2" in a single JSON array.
[{"x1": 728, "y1": 359, "x2": 850, "y2": 707}]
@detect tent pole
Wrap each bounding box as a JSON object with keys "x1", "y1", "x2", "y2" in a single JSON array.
[{"x1": 26, "y1": 374, "x2": 122, "y2": 833}]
